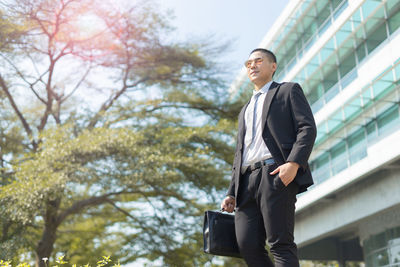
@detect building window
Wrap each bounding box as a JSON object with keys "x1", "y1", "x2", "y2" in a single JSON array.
[
  {"x1": 297, "y1": 0, "x2": 400, "y2": 112},
  {"x1": 388, "y1": 2, "x2": 400, "y2": 34},
  {"x1": 377, "y1": 104, "x2": 400, "y2": 136},
  {"x1": 365, "y1": 21, "x2": 388, "y2": 54},
  {"x1": 330, "y1": 141, "x2": 348, "y2": 175},
  {"x1": 366, "y1": 119, "x2": 378, "y2": 143},
  {"x1": 364, "y1": 226, "x2": 400, "y2": 267},
  {"x1": 339, "y1": 51, "x2": 357, "y2": 78},
  {"x1": 310, "y1": 102, "x2": 400, "y2": 185},
  {"x1": 347, "y1": 128, "x2": 367, "y2": 165},
  {"x1": 274, "y1": 0, "x2": 348, "y2": 81},
  {"x1": 311, "y1": 152, "x2": 331, "y2": 184}
]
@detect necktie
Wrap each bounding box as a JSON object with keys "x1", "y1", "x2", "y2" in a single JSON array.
[{"x1": 245, "y1": 92, "x2": 261, "y2": 148}]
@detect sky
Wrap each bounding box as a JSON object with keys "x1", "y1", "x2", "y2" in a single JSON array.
[{"x1": 159, "y1": 0, "x2": 290, "y2": 78}]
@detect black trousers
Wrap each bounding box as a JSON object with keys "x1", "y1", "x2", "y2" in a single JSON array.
[{"x1": 235, "y1": 163, "x2": 299, "y2": 267}]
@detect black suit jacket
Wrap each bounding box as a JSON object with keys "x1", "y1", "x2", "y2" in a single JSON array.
[{"x1": 227, "y1": 82, "x2": 317, "y2": 196}]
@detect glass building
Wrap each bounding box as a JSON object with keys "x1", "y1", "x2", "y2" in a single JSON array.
[{"x1": 230, "y1": 0, "x2": 400, "y2": 266}]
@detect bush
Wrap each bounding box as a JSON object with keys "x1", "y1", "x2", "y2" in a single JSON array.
[{"x1": 0, "y1": 256, "x2": 120, "y2": 267}]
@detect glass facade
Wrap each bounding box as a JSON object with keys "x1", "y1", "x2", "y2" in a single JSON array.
[
  {"x1": 284, "y1": 0, "x2": 400, "y2": 113},
  {"x1": 284, "y1": 0, "x2": 400, "y2": 187},
  {"x1": 311, "y1": 101, "x2": 399, "y2": 184},
  {"x1": 310, "y1": 60, "x2": 400, "y2": 185},
  {"x1": 272, "y1": 0, "x2": 348, "y2": 80},
  {"x1": 364, "y1": 226, "x2": 400, "y2": 267}
]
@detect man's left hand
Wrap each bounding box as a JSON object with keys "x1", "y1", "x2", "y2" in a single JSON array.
[{"x1": 270, "y1": 162, "x2": 300, "y2": 186}]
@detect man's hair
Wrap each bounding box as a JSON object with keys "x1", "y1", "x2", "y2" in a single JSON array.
[{"x1": 250, "y1": 48, "x2": 277, "y2": 63}]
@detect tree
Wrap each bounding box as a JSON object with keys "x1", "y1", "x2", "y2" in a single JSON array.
[{"x1": 0, "y1": 0, "x2": 241, "y2": 266}]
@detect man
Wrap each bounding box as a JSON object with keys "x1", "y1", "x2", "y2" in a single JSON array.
[{"x1": 221, "y1": 48, "x2": 316, "y2": 267}]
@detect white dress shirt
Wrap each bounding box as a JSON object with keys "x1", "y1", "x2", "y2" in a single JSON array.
[{"x1": 241, "y1": 81, "x2": 273, "y2": 173}]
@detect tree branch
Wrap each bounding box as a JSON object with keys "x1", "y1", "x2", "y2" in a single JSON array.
[
  {"x1": 57, "y1": 190, "x2": 141, "y2": 224},
  {"x1": 60, "y1": 65, "x2": 92, "y2": 103},
  {"x1": 37, "y1": 75, "x2": 54, "y2": 132},
  {"x1": 0, "y1": 54, "x2": 48, "y2": 104},
  {"x1": 87, "y1": 77, "x2": 149, "y2": 129},
  {"x1": 0, "y1": 74, "x2": 37, "y2": 149},
  {"x1": 32, "y1": 1, "x2": 74, "y2": 132},
  {"x1": 106, "y1": 199, "x2": 137, "y2": 221}
]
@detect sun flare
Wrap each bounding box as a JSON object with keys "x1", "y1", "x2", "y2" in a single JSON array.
[
  {"x1": 75, "y1": 14, "x2": 105, "y2": 36},
  {"x1": 71, "y1": 13, "x2": 106, "y2": 39}
]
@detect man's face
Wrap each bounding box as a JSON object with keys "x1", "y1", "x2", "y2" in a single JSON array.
[{"x1": 245, "y1": 51, "x2": 277, "y2": 88}]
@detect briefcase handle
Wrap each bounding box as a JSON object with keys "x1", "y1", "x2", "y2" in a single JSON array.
[{"x1": 220, "y1": 208, "x2": 236, "y2": 212}]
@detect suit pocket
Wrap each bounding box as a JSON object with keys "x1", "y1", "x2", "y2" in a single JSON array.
[{"x1": 273, "y1": 175, "x2": 285, "y2": 190}]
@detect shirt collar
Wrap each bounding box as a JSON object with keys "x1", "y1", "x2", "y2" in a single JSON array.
[{"x1": 253, "y1": 80, "x2": 273, "y2": 95}]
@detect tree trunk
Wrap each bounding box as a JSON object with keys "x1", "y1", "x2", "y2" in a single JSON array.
[{"x1": 35, "y1": 199, "x2": 61, "y2": 267}]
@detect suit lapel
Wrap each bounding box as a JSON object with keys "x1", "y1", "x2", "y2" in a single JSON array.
[
  {"x1": 238, "y1": 100, "x2": 250, "y2": 149},
  {"x1": 261, "y1": 81, "x2": 280, "y2": 130}
]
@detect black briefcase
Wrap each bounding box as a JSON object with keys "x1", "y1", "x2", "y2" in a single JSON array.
[{"x1": 203, "y1": 210, "x2": 241, "y2": 258}]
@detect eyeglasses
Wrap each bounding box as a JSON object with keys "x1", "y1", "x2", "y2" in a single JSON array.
[{"x1": 244, "y1": 57, "x2": 263, "y2": 68}]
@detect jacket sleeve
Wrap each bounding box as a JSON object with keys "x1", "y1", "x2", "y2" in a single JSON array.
[
  {"x1": 286, "y1": 83, "x2": 317, "y2": 169},
  {"x1": 226, "y1": 167, "x2": 236, "y2": 197},
  {"x1": 227, "y1": 147, "x2": 239, "y2": 197},
  {"x1": 226, "y1": 105, "x2": 247, "y2": 198}
]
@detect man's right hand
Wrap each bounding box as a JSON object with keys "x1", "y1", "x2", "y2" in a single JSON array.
[{"x1": 220, "y1": 196, "x2": 236, "y2": 213}]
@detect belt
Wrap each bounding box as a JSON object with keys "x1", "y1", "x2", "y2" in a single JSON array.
[{"x1": 242, "y1": 158, "x2": 275, "y2": 174}]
